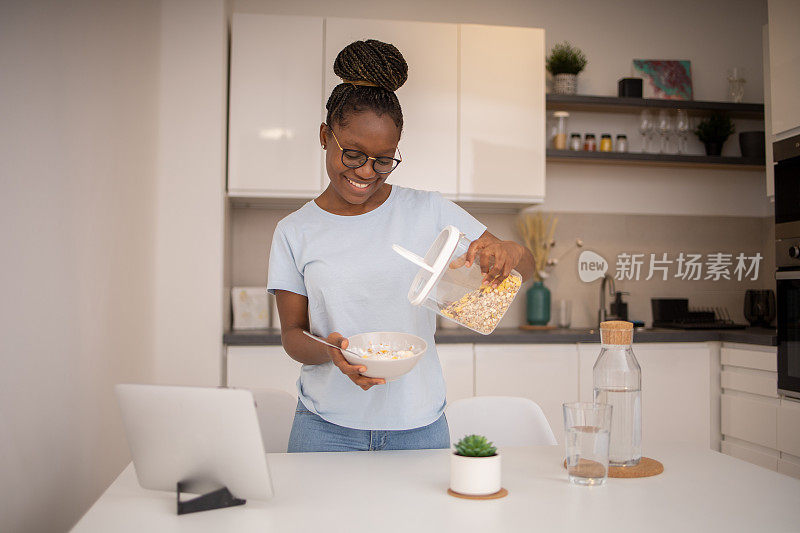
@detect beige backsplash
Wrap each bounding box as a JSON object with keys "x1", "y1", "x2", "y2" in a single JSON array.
[{"x1": 230, "y1": 204, "x2": 775, "y2": 329}]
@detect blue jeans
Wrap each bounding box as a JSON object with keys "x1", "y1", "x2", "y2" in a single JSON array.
[{"x1": 287, "y1": 400, "x2": 450, "y2": 452}]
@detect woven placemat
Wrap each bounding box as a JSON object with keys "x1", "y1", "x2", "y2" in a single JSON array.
[
  {"x1": 563, "y1": 457, "x2": 664, "y2": 479},
  {"x1": 447, "y1": 488, "x2": 508, "y2": 500}
]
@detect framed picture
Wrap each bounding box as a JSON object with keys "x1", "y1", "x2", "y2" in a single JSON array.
[{"x1": 632, "y1": 60, "x2": 693, "y2": 100}]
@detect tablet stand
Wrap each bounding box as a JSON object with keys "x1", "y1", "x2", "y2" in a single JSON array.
[{"x1": 176, "y1": 482, "x2": 246, "y2": 515}]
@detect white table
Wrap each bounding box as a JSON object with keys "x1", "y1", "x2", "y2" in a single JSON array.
[{"x1": 73, "y1": 444, "x2": 800, "y2": 532}]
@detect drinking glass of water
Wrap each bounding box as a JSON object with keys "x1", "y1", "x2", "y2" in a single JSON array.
[{"x1": 562, "y1": 402, "x2": 612, "y2": 486}]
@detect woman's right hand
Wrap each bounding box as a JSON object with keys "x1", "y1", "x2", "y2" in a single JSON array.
[{"x1": 325, "y1": 332, "x2": 386, "y2": 391}]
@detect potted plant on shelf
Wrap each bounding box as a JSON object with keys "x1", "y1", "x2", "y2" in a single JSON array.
[
  {"x1": 694, "y1": 112, "x2": 735, "y2": 156},
  {"x1": 450, "y1": 434, "x2": 501, "y2": 496},
  {"x1": 546, "y1": 41, "x2": 588, "y2": 95}
]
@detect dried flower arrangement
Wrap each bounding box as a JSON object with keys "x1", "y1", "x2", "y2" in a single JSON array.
[{"x1": 516, "y1": 211, "x2": 583, "y2": 281}]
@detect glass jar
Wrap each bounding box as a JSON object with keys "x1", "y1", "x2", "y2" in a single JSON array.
[
  {"x1": 569, "y1": 133, "x2": 582, "y2": 151},
  {"x1": 552, "y1": 111, "x2": 569, "y2": 150},
  {"x1": 593, "y1": 321, "x2": 641, "y2": 467},
  {"x1": 615, "y1": 134, "x2": 628, "y2": 153},
  {"x1": 583, "y1": 134, "x2": 597, "y2": 151},
  {"x1": 599, "y1": 134, "x2": 613, "y2": 152}
]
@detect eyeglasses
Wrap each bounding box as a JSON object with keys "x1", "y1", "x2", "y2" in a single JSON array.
[{"x1": 327, "y1": 127, "x2": 402, "y2": 174}]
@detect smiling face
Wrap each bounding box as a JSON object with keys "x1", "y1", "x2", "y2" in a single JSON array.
[{"x1": 320, "y1": 111, "x2": 401, "y2": 208}]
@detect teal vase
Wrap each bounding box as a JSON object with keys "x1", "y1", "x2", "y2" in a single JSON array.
[{"x1": 526, "y1": 281, "x2": 551, "y2": 326}]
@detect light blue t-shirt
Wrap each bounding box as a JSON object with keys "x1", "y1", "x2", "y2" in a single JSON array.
[{"x1": 267, "y1": 186, "x2": 486, "y2": 430}]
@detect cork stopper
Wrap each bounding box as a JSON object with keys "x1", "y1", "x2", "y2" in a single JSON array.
[{"x1": 600, "y1": 320, "x2": 634, "y2": 345}]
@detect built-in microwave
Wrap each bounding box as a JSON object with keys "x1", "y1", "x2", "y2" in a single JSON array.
[{"x1": 774, "y1": 133, "x2": 800, "y2": 399}]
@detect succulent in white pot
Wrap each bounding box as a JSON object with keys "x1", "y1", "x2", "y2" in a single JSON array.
[{"x1": 449, "y1": 435, "x2": 501, "y2": 496}]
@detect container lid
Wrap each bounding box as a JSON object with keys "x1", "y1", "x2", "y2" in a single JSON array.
[
  {"x1": 600, "y1": 320, "x2": 634, "y2": 344},
  {"x1": 392, "y1": 225, "x2": 461, "y2": 306},
  {"x1": 553, "y1": 111, "x2": 570, "y2": 118}
]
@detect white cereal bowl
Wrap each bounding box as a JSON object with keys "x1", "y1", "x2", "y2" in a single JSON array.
[{"x1": 343, "y1": 332, "x2": 427, "y2": 382}]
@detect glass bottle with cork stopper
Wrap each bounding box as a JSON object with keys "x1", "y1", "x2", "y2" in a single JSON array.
[{"x1": 593, "y1": 320, "x2": 642, "y2": 467}]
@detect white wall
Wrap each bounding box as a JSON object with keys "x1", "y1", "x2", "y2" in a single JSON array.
[
  {"x1": 152, "y1": 0, "x2": 229, "y2": 387},
  {"x1": 234, "y1": 0, "x2": 771, "y2": 217},
  {"x1": 0, "y1": 1, "x2": 160, "y2": 531}
]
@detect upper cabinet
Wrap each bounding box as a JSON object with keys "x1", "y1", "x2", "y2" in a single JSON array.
[
  {"x1": 767, "y1": 0, "x2": 800, "y2": 138},
  {"x1": 228, "y1": 14, "x2": 324, "y2": 197},
  {"x1": 227, "y1": 15, "x2": 546, "y2": 204},
  {"x1": 460, "y1": 24, "x2": 545, "y2": 203},
  {"x1": 325, "y1": 18, "x2": 459, "y2": 196}
]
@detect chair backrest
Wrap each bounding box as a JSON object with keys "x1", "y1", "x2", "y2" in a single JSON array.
[
  {"x1": 249, "y1": 388, "x2": 297, "y2": 453},
  {"x1": 445, "y1": 396, "x2": 557, "y2": 447}
]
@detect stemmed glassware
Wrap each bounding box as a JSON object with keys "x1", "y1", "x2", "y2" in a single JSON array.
[
  {"x1": 675, "y1": 109, "x2": 690, "y2": 154},
  {"x1": 657, "y1": 109, "x2": 672, "y2": 154},
  {"x1": 639, "y1": 110, "x2": 654, "y2": 153}
]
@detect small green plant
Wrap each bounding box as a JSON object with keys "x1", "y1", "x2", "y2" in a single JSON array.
[
  {"x1": 453, "y1": 434, "x2": 497, "y2": 457},
  {"x1": 694, "y1": 112, "x2": 735, "y2": 144},
  {"x1": 546, "y1": 42, "x2": 588, "y2": 75}
]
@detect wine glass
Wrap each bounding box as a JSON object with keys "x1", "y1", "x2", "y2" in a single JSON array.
[
  {"x1": 639, "y1": 110, "x2": 653, "y2": 153},
  {"x1": 675, "y1": 109, "x2": 690, "y2": 154},
  {"x1": 657, "y1": 109, "x2": 672, "y2": 153}
]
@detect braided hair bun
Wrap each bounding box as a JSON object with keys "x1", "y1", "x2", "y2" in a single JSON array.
[{"x1": 326, "y1": 39, "x2": 408, "y2": 132}]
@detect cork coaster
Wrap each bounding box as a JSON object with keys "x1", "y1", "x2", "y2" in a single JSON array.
[
  {"x1": 519, "y1": 325, "x2": 558, "y2": 331},
  {"x1": 447, "y1": 488, "x2": 509, "y2": 500},
  {"x1": 563, "y1": 457, "x2": 664, "y2": 478}
]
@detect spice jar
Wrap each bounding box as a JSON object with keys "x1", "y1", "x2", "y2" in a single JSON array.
[
  {"x1": 583, "y1": 134, "x2": 597, "y2": 151},
  {"x1": 552, "y1": 111, "x2": 569, "y2": 150},
  {"x1": 569, "y1": 133, "x2": 582, "y2": 151},
  {"x1": 599, "y1": 134, "x2": 613, "y2": 152},
  {"x1": 616, "y1": 134, "x2": 628, "y2": 153}
]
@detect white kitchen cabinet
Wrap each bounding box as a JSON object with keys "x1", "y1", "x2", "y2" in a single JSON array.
[
  {"x1": 228, "y1": 14, "x2": 324, "y2": 197},
  {"x1": 762, "y1": 24, "x2": 775, "y2": 198},
  {"x1": 459, "y1": 24, "x2": 545, "y2": 203},
  {"x1": 324, "y1": 18, "x2": 459, "y2": 196},
  {"x1": 717, "y1": 343, "x2": 800, "y2": 477},
  {"x1": 226, "y1": 345, "x2": 302, "y2": 397},
  {"x1": 767, "y1": 0, "x2": 800, "y2": 138},
  {"x1": 579, "y1": 343, "x2": 714, "y2": 450},
  {"x1": 475, "y1": 344, "x2": 578, "y2": 443},
  {"x1": 778, "y1": 399, "x2": 800, "y2": 457},
  {"x1": 436, "y1": 343, "x2": 474, "y2": 403}
]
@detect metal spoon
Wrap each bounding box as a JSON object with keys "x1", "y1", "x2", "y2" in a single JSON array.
[{"x1": 302, "y1": 330, "x2": 363, "y2": 360}]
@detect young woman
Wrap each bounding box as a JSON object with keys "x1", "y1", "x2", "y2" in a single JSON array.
[{"x1": 268, "y1": 39, "x2": 535, "y2": 452}]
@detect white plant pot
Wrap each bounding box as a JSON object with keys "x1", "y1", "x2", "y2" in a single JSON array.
[
  {"x1": 449, "y1": 452, "x2": 502, "y2": 496},
  {"x1": 553, "y1": 73, "x2": 577, "y2": 95}
]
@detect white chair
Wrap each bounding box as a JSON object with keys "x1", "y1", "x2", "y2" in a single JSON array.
[
  {"x1": 249, "y1": 388, "x2": 297, "y2": 453},
  {"x1": 445, "y1": 396, "x2": 557, "y2": 447}
]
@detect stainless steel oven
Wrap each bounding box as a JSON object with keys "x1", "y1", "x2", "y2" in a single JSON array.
[{"x1": 775, "y1": 133, "x2": 800, "y2": 399}]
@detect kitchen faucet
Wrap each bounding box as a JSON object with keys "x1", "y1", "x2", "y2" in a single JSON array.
[{"x1": 598, "y1": 274, "x2": 616, "y2": 327}]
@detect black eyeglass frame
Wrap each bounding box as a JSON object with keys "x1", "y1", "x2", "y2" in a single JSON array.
[{"x1": 326, "y1": 125, "x2": 402, "y2": 174}]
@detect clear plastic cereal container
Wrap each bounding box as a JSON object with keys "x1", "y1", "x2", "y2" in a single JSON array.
[{"x1": 392, "y1": 225, "x2": 522, "y2": 335}]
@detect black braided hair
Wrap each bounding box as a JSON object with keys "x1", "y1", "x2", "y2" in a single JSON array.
[{"x1": 325, "y1": 39, "x2": 408, "y2": 133}]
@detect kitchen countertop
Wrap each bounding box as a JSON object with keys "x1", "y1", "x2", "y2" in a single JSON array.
[{"x1": 224, "y1": 326, "x2": 777, "y2": 347}]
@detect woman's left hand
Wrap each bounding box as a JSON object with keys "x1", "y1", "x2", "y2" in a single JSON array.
[{"x1": 464, "y1": 235, "x2": 527, "y2": 287}]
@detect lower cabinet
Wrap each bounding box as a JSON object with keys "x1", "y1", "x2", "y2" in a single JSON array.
[
  {"x1": 719, "y1": 342, "x2": 800, "y2": 479},
  {"x1": 436, "y1": 344, "x2": 474, "y2": 403},
  {"x1": 474, "y1": 344, "x2": 579, "y2": 444},
  {"x1": 226, "y1": 345, "x2": 302, "y2": 397},
  {"x1": 579, "y1": 342, "x2": 715, "y2": 451},
  {"x1": 226, "y1": 339, "x2": 796, "y2": 478}
]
